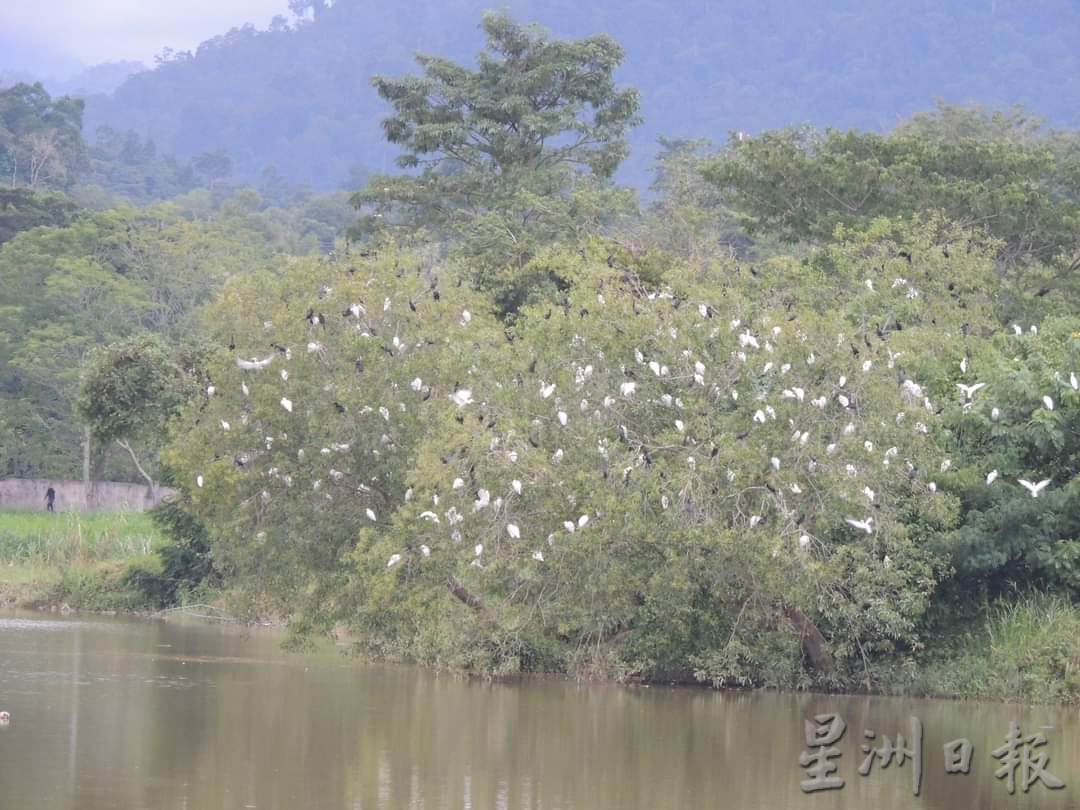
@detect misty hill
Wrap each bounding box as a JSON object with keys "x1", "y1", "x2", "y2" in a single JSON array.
[{"x1": 79, "y1": 0, "x2": 1080, "y2": 190}]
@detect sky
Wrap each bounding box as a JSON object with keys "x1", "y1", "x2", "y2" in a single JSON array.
[{"x1": 0, "y1": 0, "x2": 289, "y2": 73}]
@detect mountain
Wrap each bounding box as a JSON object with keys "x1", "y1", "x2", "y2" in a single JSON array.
[
  {"x1": 77, "y1": 0, "x2": 1080, "y2": 190},
  {"x1": 51, "y1": 61, "x2": 148, "y2": 98}
]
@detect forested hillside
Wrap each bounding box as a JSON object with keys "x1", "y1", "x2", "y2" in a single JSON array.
[{"x1": 74, "y1": 0, "x2": 1080, "y2": 189}]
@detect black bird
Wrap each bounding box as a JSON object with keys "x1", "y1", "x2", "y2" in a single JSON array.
[
  {"x1": 271, "y1": 343, "x2": 289, "y2": 356},
  {"x1": 898, "y1": 250, "x2": 912, "y2": 263},
  {"x1": 228, "y1": 335, "x2": 236, "y2": 351},
  {"x1": 432, "y1": 289, "x2": 441, "y2": 302},
  {"x1": 1035, "y1": 287, "x2": 1051, "y2": 297},
  {"x1": 354, "y1": 357, "x2": 365, "y2": 374},
  {"x1": 409, "y1": 297, "x2": 417, "y2": 312},
  {"x1": 334, "y1": 402, "x2": 346, "y2": 414}
]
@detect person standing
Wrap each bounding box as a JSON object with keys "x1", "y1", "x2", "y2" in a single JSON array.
[{"x1": 45, "y1": 486, "x2": 56, "y2": 512}]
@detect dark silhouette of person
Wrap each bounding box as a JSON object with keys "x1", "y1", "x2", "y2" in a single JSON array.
[{"x1": 45, "y1": 487, "x2": 56, "y2": 513}]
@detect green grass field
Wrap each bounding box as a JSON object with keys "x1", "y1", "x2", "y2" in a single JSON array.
[
  {"x1": 0, "y1": 510, "x2": 166, "y2": 609},
  {"x1": 0, "y1": 510, "x2": 163, "y2": 565}
]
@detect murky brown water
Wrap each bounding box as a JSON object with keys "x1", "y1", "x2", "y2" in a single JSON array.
[{"x1": 0, "y1": 611, "x2": 1076, "y2": 809}]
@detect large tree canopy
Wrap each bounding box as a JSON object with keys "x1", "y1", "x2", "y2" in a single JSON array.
[{"x1": 352, "y1": 11, "x2": 641, "y2": 304}]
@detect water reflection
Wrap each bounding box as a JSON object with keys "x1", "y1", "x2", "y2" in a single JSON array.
[{"x1": 0, "y1": 611, "x2": 1074, "y2": 809}]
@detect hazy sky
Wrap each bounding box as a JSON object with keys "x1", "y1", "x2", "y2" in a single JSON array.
[{"x1": 0, "y1": 0, "x2": 289, "y2": 69}]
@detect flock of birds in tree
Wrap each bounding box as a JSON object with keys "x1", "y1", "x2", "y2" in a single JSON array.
[{"x1": 194, "y1": 254, "x2": 1076, "y2": 575}]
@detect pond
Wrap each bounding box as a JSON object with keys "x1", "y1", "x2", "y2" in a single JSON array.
[{"x1": 0, "y1": 611, "x2": 1075, "y2": 809}]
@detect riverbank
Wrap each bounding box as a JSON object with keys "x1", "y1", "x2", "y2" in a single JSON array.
[
  {"x1": 3, "y1": 509, "x2": 1079, "y2": 704},
  {"x1": 0, "y1": 509, "x2": 170, "y2": 611}
]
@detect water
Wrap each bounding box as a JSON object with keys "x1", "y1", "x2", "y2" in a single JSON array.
[{"x1": 0, "y1": 611, "x2": 1076, "y2": 809}]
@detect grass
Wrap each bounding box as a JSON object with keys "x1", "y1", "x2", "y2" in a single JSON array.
[
  {"x1": 889, "y1": 592, "x2": 1080, "y2": 704},
  {"x1": 0, "y1": 509, "x2": 165, "y2": 610},
  {"x1": 0, "y1": 510, "x2": 163, "y2": 565}
]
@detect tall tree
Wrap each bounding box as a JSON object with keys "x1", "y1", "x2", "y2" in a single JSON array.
[
  {"x1": 76, "y1": 333, "x2": 203, "y2": 496},
  {"x1": 0, "y1": 83, "x2": 86, "y2": 190},
  {"x1": 352, "y1": 11, "x2": 641, "y2": 310}
]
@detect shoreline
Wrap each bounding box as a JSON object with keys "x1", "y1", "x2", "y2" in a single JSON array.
[{"x1": 1, "y1": 589, "x2": 1076, "y2": 708}]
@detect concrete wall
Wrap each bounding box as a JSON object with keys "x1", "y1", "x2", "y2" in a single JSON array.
[{"x1": 0, "y1": 478, "x2": 177, "y2": 513}]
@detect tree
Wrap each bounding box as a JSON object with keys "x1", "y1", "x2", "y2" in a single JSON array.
[
  {"x1": 163, "y1": 218, "x2": 1006, "y2": 687},
  {"x1": 700, "y1": 104, "x2": 1080, "y2": 309},
  {"x1": 0, "y1": 83, "x2": 86, "y2": 190},
  {"x1": 0, "y1": 188, "x2": 77, "y2": 244},
  {"x1": 352, "y1": 11, "x2": 641, "y2": 307},
  {"x1": 192, "y1": 149, "x2": 232, "y2": 191},
  {"x1": 77, "y1": 334, "x2": 202, "y2": 495}
]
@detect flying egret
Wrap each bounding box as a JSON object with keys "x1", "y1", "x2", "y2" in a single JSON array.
[
  {"x1": 236, "y1": 356, "x2": 274, "y2": 370},
  {"x1": 845, "y1": 517, "x2": 873, "y2": 534},
  {"x1": 1018, "y1": 478, "x2": 1051, "y2": 498},
  {"x1": 956, "y1": 383, "x2": 986, "y2": 400}
]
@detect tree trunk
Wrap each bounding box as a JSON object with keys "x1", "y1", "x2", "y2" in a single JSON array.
[
  {"x1": 116, "y1": 439, "x2": 157, "y2": 500},
  {"x1": 785, "y1": 606, "x2": 834, "y2": 674},
  {"x1": 446, "y1": 576, "x2": 484, "y2": 612},
  {"x1": 82, "y1": 426, "x2": 91, "y2": 482}
]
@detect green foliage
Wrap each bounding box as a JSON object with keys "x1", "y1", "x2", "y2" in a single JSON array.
[
  {"x1": 0, "y1": 201, "x2": 276, "y2": 479},
  {"x1": 138, "y1": 498, "x2": 220, "y2": 607},
  {"x1": 0, "y1": 82, "x2": 86, "y2": 190},
  {"x1": 0, "y1": 187, "x2": 77, "y2": 244},
  {"x1": 164, "y1": 219, "x2": 1013, "y2": 689},
  {"x1": 352, "y1": 12, "x2": 640, "y2": 303},
  {"x1": 904, "y1": 594, "x2": 1080, "y2": 703},
  {"x1": 77, "y1": 333, "x2": 204, "y2": 489},
  {"x1": 701, "y1": 104, "x2": 1080, "y2": 307},
  {"x1": 933, "y1": 316, "x2": 1080, "y2": 592}
]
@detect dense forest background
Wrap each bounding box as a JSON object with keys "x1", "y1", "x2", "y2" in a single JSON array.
[{"x1": 5, "y1": 0, "x2": 1080, "y2": 189}]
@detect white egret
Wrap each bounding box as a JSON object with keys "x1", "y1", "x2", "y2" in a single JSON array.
[
  {"x1": 1019, "y1": 478, "x2": 1051, "y2": 498},
  {"x1": 845, "y1": 517, "x2": 873, "y2": 534}
]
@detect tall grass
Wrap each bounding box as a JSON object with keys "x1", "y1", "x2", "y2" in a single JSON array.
[
  {"x1": 906, "y1": 592, "x2": 1080, "y2": 704},
  {"x1": 0, "y1": 510, "x2": 163, "y2": 566}
]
